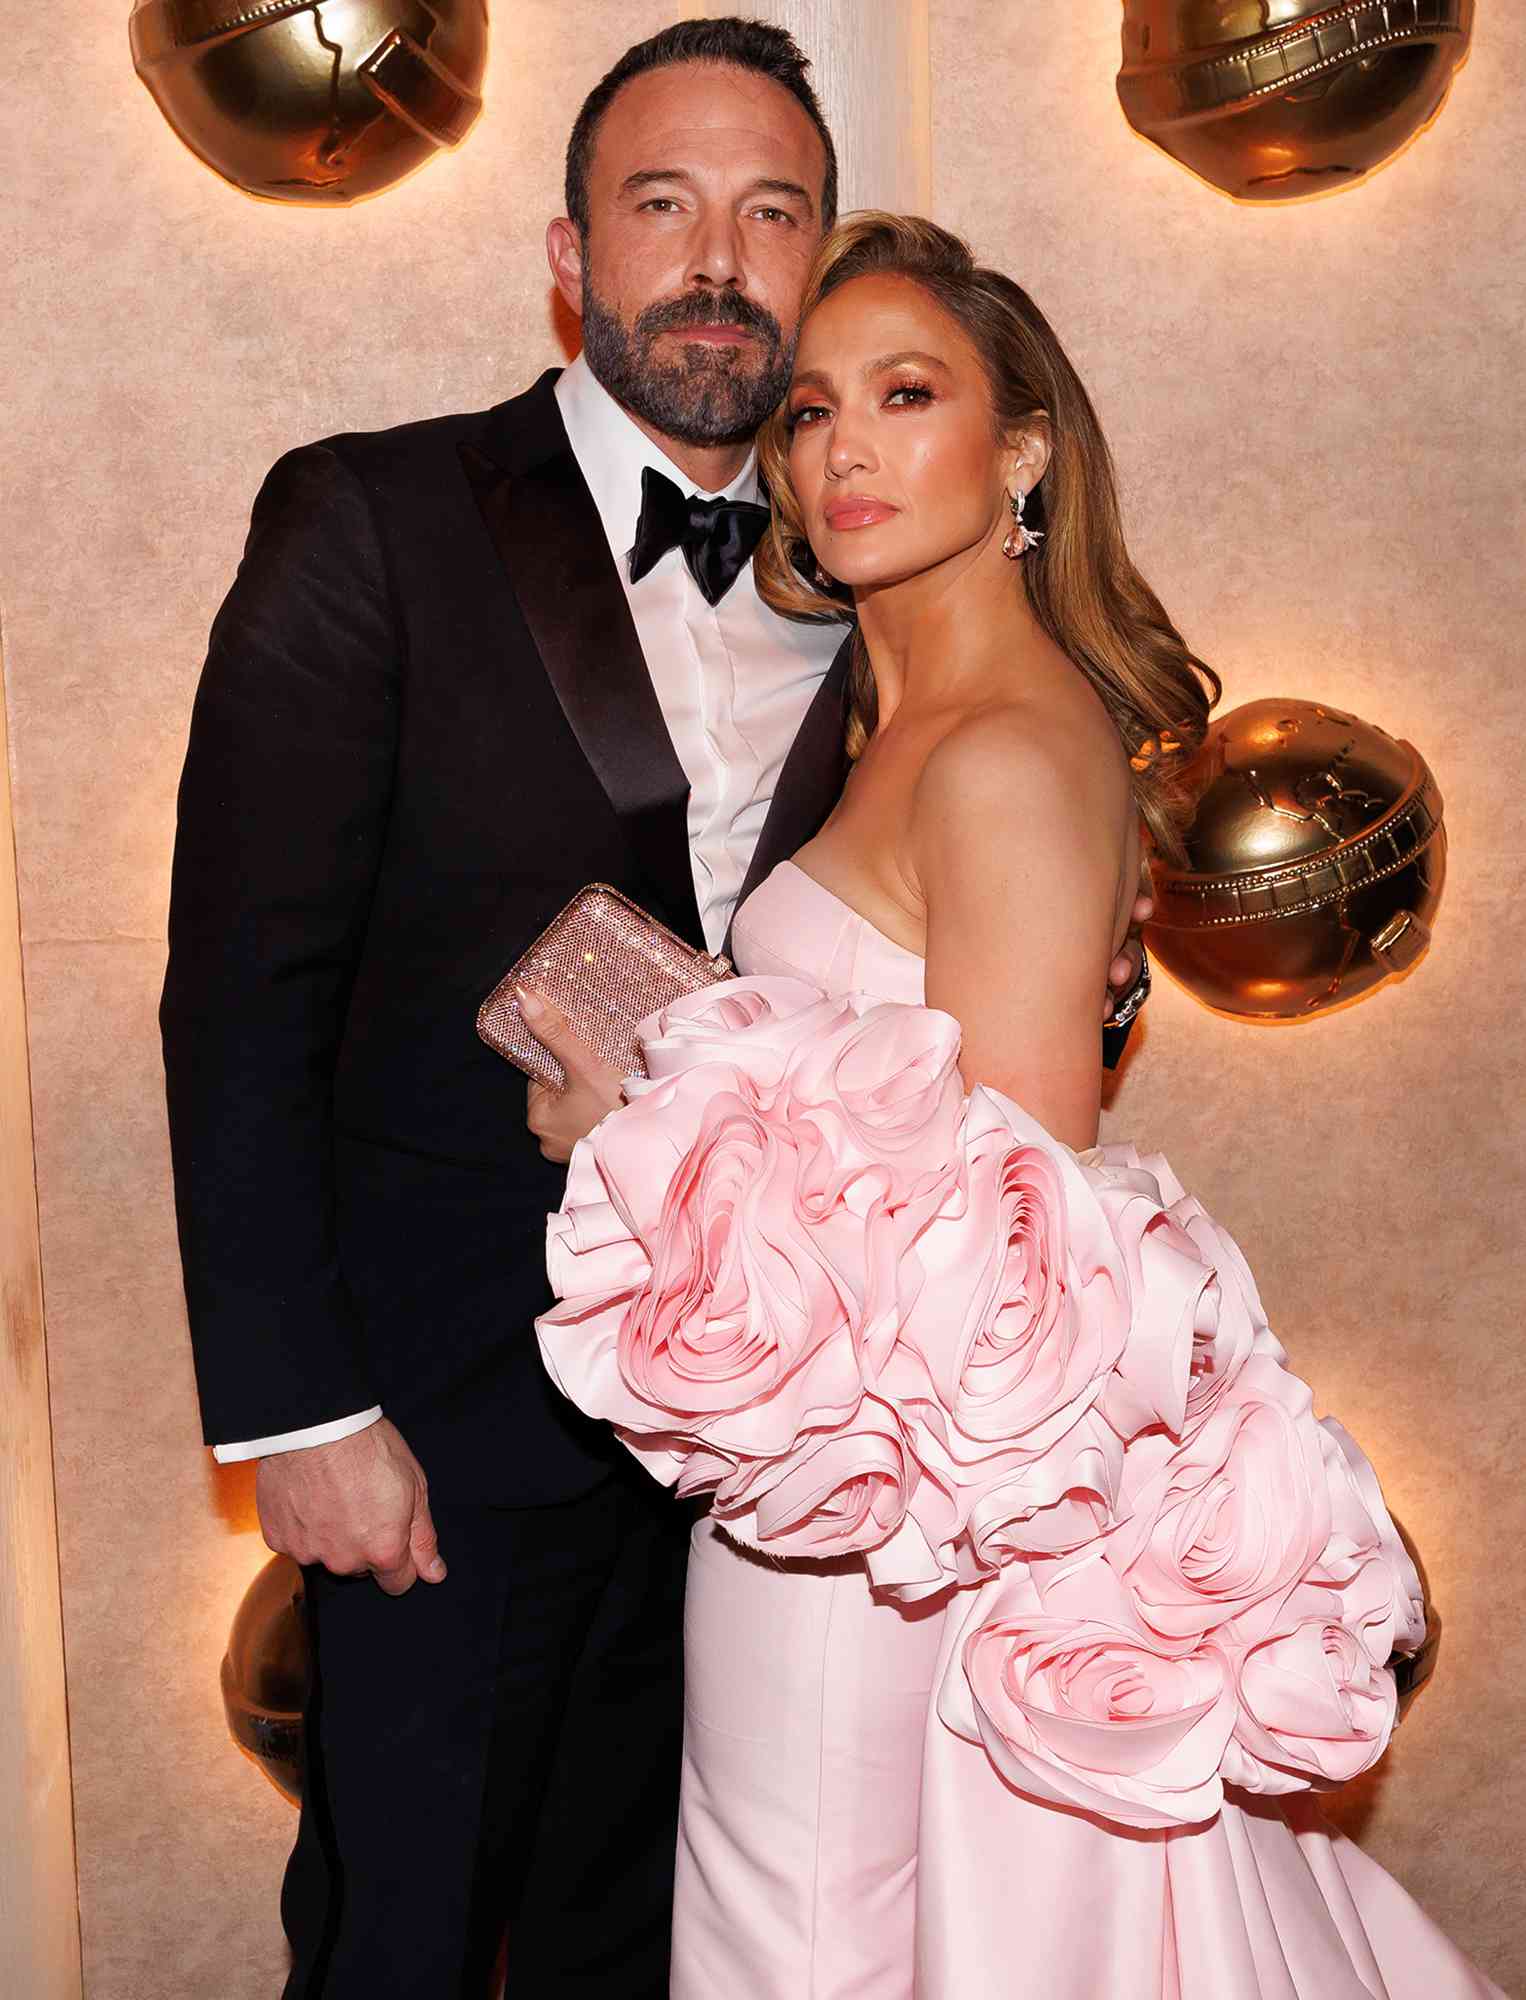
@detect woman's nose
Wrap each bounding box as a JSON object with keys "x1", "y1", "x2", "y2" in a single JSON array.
[{"x1": 826, "y1": 413, "x2": 875, "y2": 480}]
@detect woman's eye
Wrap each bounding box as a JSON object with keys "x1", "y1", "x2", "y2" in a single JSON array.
[
  {"x1": 788, "y1": 404, "x2": 831, "y2": 431},
  {"x1": 886, "y1": 383, "x2": 934, "y2": 408}
]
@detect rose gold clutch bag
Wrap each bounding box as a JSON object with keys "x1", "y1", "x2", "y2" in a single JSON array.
[{"x1": 477, "y1": 884, "x2": 733, "y2": 1089}]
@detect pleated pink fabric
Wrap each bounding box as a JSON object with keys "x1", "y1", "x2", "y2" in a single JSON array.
[{"x1": 538, "y1": 860, "x2": 1506, "y2": 1999}]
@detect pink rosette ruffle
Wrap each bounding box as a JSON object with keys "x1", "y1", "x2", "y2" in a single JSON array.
[
  {"x1": 782, "y1": 997, "x2": 967, "y2": 1198},
  {"x1": 540, "y1": 1061, "x2": 874, "y2": 1461},
  {"x1": 901, "y1": 1088, "x2": 1133, "y2": 1457},
  {"x1": 538, "y1": 978, "x2": 967, "y2": 1562},
  {"x1": 960, "y1": 1408, "x2": 1126, "y2": 1573},
  {"x1": 939, "y1": 1555, "x2": 1237, "y2": 1829},
  {"x1": 1211, "y1": 1416, "x2": 1421, "y2": 1795},
  {"x1": 1103, "y1": 1356, "x2": 1333, "y2": 1644},
  {"x1": 1315, "y1": 1416, "x2": 1428, "y2": 1661},
  {"x1": 848, "y1": 1083, "x2": 1160, "y2": 1595},
  {"x1": 1082, "y1": 1142, "x2": 1276, "y2": 1442},
  {"x1": 1222, "y1": 1596, "x2": 1400, "y2": 1795},
  {"x1": 705, "y1": 1392, "x2": 921, "y2": 1562},
  {"x1": 637, "y1": 975, "x2": 858, "y2": 1089}
]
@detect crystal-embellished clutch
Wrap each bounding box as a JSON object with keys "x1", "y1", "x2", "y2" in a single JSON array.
[{"x1": 477, "y1": 884, "x2": 732, "y2": 1089}]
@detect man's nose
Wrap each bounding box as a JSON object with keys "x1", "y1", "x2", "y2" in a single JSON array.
[{"x1": 684, "y1": 210, "x2": 745, "y2": 293}]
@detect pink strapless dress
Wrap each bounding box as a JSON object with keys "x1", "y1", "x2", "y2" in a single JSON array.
[{"x1": 540, "y1": 861, "x2": 1507, "y2": 2000}]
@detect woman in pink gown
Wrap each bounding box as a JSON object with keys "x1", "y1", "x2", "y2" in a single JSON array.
[{"x1": 534, "y1": 215, "x2": 1506, "y2": 1998}]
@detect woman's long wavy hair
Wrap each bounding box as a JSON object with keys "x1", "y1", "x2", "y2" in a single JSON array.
[{"x1": 755, "y1": 214, "x2": 1219, "y2": 858}]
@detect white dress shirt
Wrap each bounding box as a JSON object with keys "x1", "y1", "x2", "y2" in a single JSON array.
[{"x1": 214, "y1": 355, "x2": 845, "y2": 1462}]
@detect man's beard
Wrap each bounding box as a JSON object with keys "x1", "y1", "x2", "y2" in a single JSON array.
[{"x1": 580, "y1": 277, "x2": 795, "y2": 449}]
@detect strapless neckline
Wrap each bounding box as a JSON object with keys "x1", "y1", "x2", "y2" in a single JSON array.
[
  {"x1": 729, "y1": 860, "x2": 927, "y2": 1007},
  {"x1": 773, "y1": 860, "x2": 926, "y2": 971}
]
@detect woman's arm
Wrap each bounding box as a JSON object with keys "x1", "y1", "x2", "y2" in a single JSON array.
[{"x1": 913, "y1": 710, "x2": 1134, "y2": 1152}]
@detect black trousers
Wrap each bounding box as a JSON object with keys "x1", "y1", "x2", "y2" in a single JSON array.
[{"x1": 281, "y1": 1470, "x2": 689, "y2": 1997}]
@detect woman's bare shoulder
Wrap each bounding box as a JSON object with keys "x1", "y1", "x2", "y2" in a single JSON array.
[{"x1": 913, "y1": 692, "x2": 1131, "y2": 844}]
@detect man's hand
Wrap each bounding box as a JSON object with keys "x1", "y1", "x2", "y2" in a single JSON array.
[
  {"x1": 1104, "y1": 884, "x2": 1155, "y2": 1024},
  {"x1": 255, "y1": 1417, "x2": 446, "y2": 1597},
  {"x1": 519, "y1": 985, "x2": 626, "y2": 1164}
]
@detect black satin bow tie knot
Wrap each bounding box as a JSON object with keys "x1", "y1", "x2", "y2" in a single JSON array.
[{"x1": 629, "y1": 465, "x2": 770, "y2": 607}]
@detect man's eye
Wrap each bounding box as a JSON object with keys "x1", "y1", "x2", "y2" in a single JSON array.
[
  {"x1": 639, "y1": 197, "x2": 681, "y2": 213},
  {"x1": 752, "y1": 206, "x2": 794, "y2": 225}
]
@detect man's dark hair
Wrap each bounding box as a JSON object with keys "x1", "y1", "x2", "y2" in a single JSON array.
[{"x1": 565, "y1": 16, "x2": 839, "y2": 235}]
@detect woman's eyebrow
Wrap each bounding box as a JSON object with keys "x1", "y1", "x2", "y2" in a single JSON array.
[
  {"x1": 864, "y1": 349, "x2": 952, "y2": 376},
  {"x1": 789, "y1": 350, "x2": 953, "y2": 395}
]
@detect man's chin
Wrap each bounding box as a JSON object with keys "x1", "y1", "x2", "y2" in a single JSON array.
[
  {"x1": 663, "y1": 342, "x2": 761, "y2": 384},
  {"x1": 633, "y1": 369, "x2": 779, "y2": 446},
  {"x1": 648, "y1": 406, "x2": 764, "y2": 450}
]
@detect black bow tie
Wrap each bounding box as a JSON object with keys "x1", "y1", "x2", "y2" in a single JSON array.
[{"x1": 629, "y1": 466, "x2": 770, "y2": 607}]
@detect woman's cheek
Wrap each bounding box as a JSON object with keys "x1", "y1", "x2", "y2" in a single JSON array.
[
  {"x1": 940, "y1": 438, "x2": 1007, "y2": 542},
  {"x1": 790, "y1": 434, "x2": 827, "y2": 511}
]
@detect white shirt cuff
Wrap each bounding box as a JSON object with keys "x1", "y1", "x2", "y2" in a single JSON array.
[{"x1": 212, "y1": 1406, "x2": 384, "y2": 1464}]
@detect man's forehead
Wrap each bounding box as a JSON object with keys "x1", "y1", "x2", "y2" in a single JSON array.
[{"x1": 593, "y1": 64, "x2": 824, "y2": 179}]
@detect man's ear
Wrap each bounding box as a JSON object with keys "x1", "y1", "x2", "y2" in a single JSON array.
[{"x1": 546, "y1": 217, "x2": 585, "y2": 319}]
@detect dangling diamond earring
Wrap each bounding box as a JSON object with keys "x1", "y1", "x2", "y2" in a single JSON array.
[{"x1": 1002, "y1": 486, "x2": 1043, "y2": 560}]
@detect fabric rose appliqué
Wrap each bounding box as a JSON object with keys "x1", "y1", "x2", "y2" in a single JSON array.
[
  {"x1": 903, "y1": 1089, "x2": 1133, "y2": 1457},
  {"x1": 1103, "y1": 1355, "x2": 1333, "y2": 1644},
  {"x1": 538, "y1": 979, "x2": 965, "y2": 1558},
  {"x1": 939, "y1": 1557, "x2": 1238, "y2": 1829}
]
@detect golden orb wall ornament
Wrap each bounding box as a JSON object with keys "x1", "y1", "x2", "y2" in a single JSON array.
[
  {"x1": 1145, "y1": 698, "x2": 1446, "y2": 1020},
  {"x1": 130, "y1": 1, "x2": 489, "y2": 205},
  {"x1": 222, "y1": 1554, "x2": 309, "y2": 1802},
  {"x1": 1117, "y1": 1, "x2": 1474, "y2": 202}
]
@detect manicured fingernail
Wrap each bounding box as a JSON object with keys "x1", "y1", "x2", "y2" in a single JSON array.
[{"x1": 515, "y1": 982, "x2": 544, "y2": 1018}]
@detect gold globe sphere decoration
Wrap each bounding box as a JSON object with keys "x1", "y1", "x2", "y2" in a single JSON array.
[
  {"x1": 1117, "y1": 1, "x2": 1473, "y2": 202},
  {"x1": 1145, "y1": 698, "x2": 1446, "y2": 1020},
  {"x1": 130, "y1": 1, "x2": 488, "y2": 205},
  {"x1": 222, "y1": 1554, "x2": 309, "y2": 1802}
]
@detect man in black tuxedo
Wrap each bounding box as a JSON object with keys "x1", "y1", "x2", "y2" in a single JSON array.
[{"x1": 162, "y1": 17, "x2": 1147, "y2": 1997}]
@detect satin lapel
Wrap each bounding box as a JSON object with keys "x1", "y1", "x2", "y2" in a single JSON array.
[
  {"x1": 460, "y1": 425, "x2": 703, "y2": 947},
  {"x1": 726, "y1": 633, "x2": 853, "y2": 952}
]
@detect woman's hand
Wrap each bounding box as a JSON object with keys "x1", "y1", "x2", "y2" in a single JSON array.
[
  {"x1": 1103, "y1": 882, "x2": 1154, "y2": 1024},
  {"x1": 517, "y1": 985, "x2": 627, "y2": 1163}
]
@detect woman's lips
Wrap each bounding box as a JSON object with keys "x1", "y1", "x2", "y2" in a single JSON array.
[{"x1": 824, "y1": 498, "x2": 899, "y2": 530}]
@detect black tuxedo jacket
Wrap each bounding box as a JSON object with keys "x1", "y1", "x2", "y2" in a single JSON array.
[{"x1": 161, "y1": 369, "x2": 854, "y2": 1503}]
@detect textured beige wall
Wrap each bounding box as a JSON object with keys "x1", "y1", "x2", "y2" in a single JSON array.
[
  {"x1": 701, "y1": 0, "x2": 931, "y2": 209},
  {"x1": 4, "y1": 0, "x2": 1522, "y2": 1993},
  {"x1": 0, "y1": 4, "x2": 689, "y2": 1994},
  {"x1": 932, "y1": 6, "x2": 1523, "y2": 1988},
  {"x1": 0, "y1": 636, "x2": 82, "y2": 2000}
]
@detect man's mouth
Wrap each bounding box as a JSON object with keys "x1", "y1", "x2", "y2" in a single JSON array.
[{"x1": 663, "y1": 323, "x2": 756, "y2": 347}]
